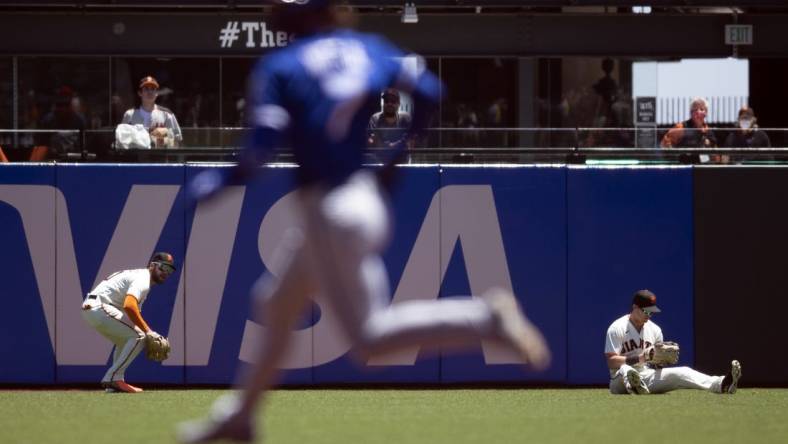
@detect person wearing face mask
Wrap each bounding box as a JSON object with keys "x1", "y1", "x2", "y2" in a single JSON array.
[
  {"x1": 80, "y1": 252, "x2": 176, "y2": 393},
  {"x1": 661, "y1": 97, "x2": 718, "y2": 149},
  {"x1": 725, "y1": 106, "x2": 770, "y2": 150}
]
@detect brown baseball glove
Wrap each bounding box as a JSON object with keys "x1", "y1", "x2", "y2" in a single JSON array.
[
  {"x1": 144, "y1": 331, "x2": 171, "y2": 362},
  {"x1": 645, "y1": 341, "x2": 680, "y2": 367}
]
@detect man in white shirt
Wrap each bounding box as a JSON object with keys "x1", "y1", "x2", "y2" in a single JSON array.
[
  {"x1": 604, "y1": 289, "x2": 741, "y2": 395},
  {"x1": 121, "y1": 76, "x2": 183, "y2": 147},
  {"x1": 81, "y1": 252, "x2": 176, "y2": 393}
]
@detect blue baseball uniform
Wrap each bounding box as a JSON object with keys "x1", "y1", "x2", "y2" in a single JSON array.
[
  {"x1": 189, "y1": 28, "x2": 440, "y2": 198},
  {"x1": 179, "y1": 20, "x2": 550, "y2": 444}
]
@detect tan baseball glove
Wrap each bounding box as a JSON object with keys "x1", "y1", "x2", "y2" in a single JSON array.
[
  {"x1": 645, "y1": 341, "x2": 680, "y2": 367},
  {"x1": 145, "y1": 331, "x2": 171, "y2": 362},
  {"x1": 150, "y1": 127, "x2": 175, "y2": 148}
]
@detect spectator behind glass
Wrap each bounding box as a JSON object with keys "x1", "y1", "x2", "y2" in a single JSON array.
[
  {"x1": 121, "y1": 76, "x2": 183, "y2": 148},
  {"x1": 367, "y1": 88, "x2": 412, "y2": 148},
  {"x1": 485, "y1": 97, "x2": 509, "y2": 146},
  {"x1": 725, "y1": 106, "x2": 771, "y2": 164},
  {"x1": 660, "y1": 97, "x2": 718, "y2": 149},
  {"x1": 725, "y1": 106, "x2": 770, "y2": 148},
  {"x1": 33, "y1": 85, "x2": 86, "y2": 161},
  {"x1": 455, "y1": 102, "x2": 480, "y2": 147}
]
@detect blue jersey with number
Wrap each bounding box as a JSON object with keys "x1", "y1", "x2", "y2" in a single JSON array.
[{"x1": 245, "y1": 28, "x2": 441, "y2": 186}]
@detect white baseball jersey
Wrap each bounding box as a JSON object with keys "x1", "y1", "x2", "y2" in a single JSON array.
[
  {"x1": 605, "y1": 314, "x2": 663, "y2": 378},
  {"x1": 122, "y1": 105, "x2": 183, "y2": 142},
  {"x1": 88, "y1": 268, "x2": 152, "y2": 310}
]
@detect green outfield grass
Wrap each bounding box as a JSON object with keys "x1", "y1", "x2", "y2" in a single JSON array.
[{"x1": 0, "y1": 388, "x2": 786, "y2": 444}]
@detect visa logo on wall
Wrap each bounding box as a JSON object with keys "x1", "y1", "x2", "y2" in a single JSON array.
[{"x1": 0, "y1": 165, "x2": 568, "y2": 381}]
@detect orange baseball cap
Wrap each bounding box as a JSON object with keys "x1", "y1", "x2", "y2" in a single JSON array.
[{"x1": 139, "y1": 76, "x2": 160, "y2": 90}]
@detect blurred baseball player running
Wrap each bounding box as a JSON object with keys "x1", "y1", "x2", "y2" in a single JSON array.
[
  {"x1": 177, "y1": 1, "x2": 550, "y2": 442},
  {"x1": 81, "y1": 252, "x2": 176, "y2": 393},
  {"x1": 605, "y1": 289, "x2": 741, "y2": 395}
]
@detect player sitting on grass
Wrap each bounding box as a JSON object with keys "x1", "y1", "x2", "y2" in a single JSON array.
[{"x1": 605, "y1": 289, "x2": 741, "y2": 395}]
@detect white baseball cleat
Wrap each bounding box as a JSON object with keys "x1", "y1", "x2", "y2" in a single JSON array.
[
  {"x1": 626, "y1": 368, "x2": 650, "y2": 395},
  {"x1": 177, "y1": 394, "x2": 255, "y2": 443},
  {"x1": 483, "y1": 288, "x2": 551, "y2": 371},
  {"x1": 721, "y1": 360, "x2": 742, "y2": 394}
]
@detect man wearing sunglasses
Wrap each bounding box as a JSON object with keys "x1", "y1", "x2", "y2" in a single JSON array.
[
  {"x1": 80, "y1": 252, "x2": 176, "y2": 393},
  {"x1": 604, "y1": 289, "x2": 741, "y2": 395}
]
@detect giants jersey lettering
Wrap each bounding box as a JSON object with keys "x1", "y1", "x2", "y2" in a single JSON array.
[
  {"x1": 88, "y1": 268, "x2": 152, "y2": 310},
  {"x1": 604, "y1": 314, "x2": 663, "y2": 378}
]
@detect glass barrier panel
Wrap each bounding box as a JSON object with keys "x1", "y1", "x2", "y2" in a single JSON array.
[
  {"x1": 577, "y1": 128, "x2": 640, "y2": 148},
  {"x1": 4, "y1": 127, "x2": 788, "y2": 165},
  {"x1": 0, "y1": 129, "x2": 81, "y2": 162}
]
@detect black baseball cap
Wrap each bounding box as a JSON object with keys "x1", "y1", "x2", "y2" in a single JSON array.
[
  {"x1": 150, "y1": 252, "x2": 176, "y2": 270},
  {"x1": 277, "y1": 0, "x2": 331, "y2": 8},
  {"x1": 273, "y1": 0, "x2": 334, "y2": 34},
  {"x1": 632, "y1": 289, "x2": 661, "y2": 314},
  {"x1": 381, "y1": 89, "x2": 400, "y2": 102},
  {"x1": 275, "y1": 0, "x2": 332, "y2": 17}
]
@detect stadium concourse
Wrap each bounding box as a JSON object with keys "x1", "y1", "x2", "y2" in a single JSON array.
[{"x1": 3, "y1": 2, "x2": 788, "y2": 160}]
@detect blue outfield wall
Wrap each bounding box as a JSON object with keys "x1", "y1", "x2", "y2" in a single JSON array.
[
  {"x1": 438, "y1": 166, "x2": 567, "y2": 383},
  {"x1": 0, "y1": 165, "x2": 56, "y2": 384},
  {"x1": 0, "y1": 164, "x2": 694, "y2": 385},
  {"x1": 566, "y1": 166, "x2": 694, "y2": 384}
]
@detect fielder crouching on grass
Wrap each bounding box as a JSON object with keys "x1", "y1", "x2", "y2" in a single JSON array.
[
  {"x1": 80, "y1": 252, "x2": 175, "y2": 393},
  {"x1": 605, "y1": 289, "x2": 741, "y2": 395}
]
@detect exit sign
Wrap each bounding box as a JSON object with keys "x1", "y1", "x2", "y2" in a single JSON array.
[{"x1": 725, "y1": 24, "x2": 753, "y2": 45}]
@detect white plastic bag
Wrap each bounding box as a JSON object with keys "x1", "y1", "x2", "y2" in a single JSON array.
[{"x1": 115, "y1": 123, "x2": 152, "y2": 149}]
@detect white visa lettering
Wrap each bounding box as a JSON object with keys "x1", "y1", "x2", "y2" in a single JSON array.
[
  {"x1": 0, "y1": 184, "x2": 179, "y2": 365},
  {"x1": 239, "y1": 185, "x2": 520, "y2": 368}
]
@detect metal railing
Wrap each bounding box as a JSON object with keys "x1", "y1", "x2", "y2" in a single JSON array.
[{"x1": 1, "y1": 127, "x2": 787, "y2": 164}]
